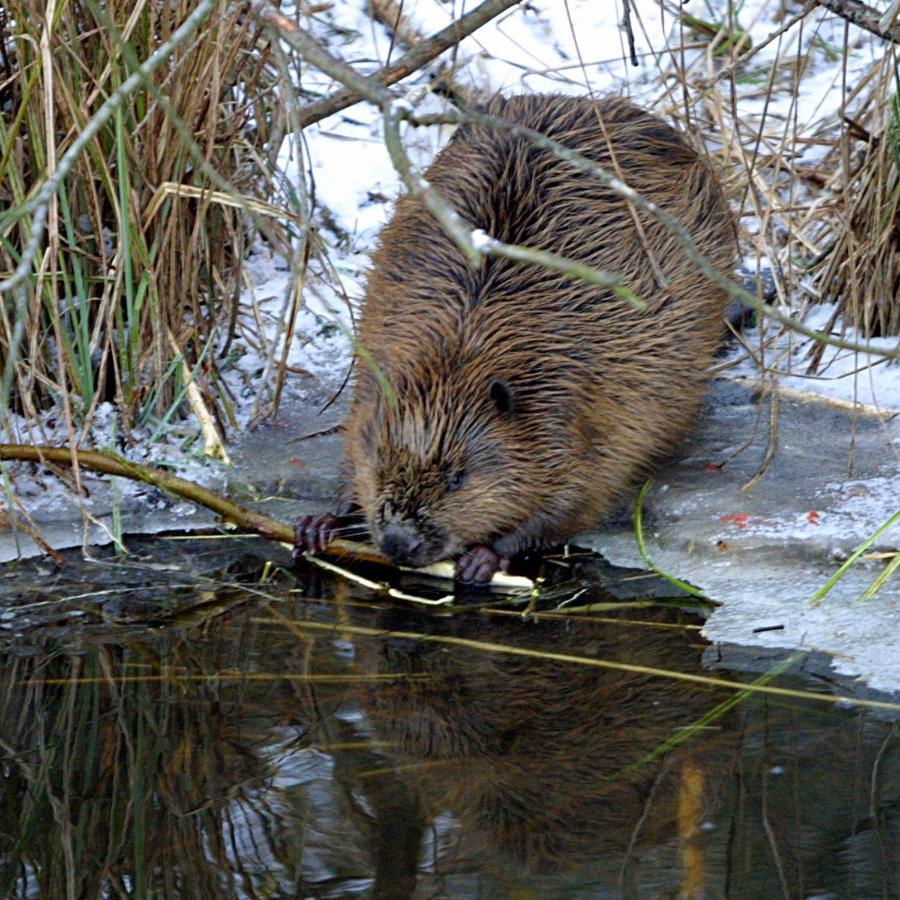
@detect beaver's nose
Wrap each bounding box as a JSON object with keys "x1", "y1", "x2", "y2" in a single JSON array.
[{"x1": 379, "y1": 524, "x2": 425, "y2": 566}]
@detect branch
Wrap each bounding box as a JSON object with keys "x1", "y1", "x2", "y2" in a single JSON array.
[
  {"x1": 407, "y1": 108, "x2": 900, "y2": 361},
  {"x1": 265, "y1": 0, "x2": 522, "y2": 128},
  {"x1": 622, "y1": 0, "x2": 639, "y2": 66},
  {"x1": 249, "y1": 12, "x2": 644, "y2": 305},
  {"x1": 0, "y1": 444, "x2": 533, "y2": 590},
  {"x1": 1, "y1": 444, "x2": 294, "y2": 544},
  {"x1": 813, "y1": 0, "x2": 900, "y2": 42},
  {"x1": 249, "y1": 1, "x2": 394, "y2": 108},
  {"x1": 381, "y1": 106, "x2": 643, "y2": 303},
  {"x1": 470, "y1": 228, "x2": 644, "y2": 308}
]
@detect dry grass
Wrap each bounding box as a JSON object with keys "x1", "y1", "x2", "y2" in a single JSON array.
[
  {"x1": 0, "y1": 1, "x2": 283, "y2": 438},
  {"x1": 808, "y1": 53, "x2": 900, "y2": 339},
  {"x1": 1, "y1": 0, "x2": 898, "y2": 453},
  {"x1": 625, "y1": 3, "x2": 900, "y2": 375}
]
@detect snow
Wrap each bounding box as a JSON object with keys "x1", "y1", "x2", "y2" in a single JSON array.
[
  {"x1": 286, "y1": 0, "x2": 900, "y2": 415},
  {"x1": 281, "y1": 0, "x2": 900, "y2": 696},
  {"x1": 470, "y1": 228, "x2": 494, "y2": 251},
  {"x1": 773, "y1": 305, "x2": 900, "y2": 412}
]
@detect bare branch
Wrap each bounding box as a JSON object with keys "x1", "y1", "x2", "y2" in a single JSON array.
[
  {"x1": 408, "y1": 109, "x2": 900, "y2": 362},
  {"x1": 249, "y1": 12, "x2": 900, "y2": 361},
  {"x1": 813, "y1": 0, "x2": 900, "y2": 42},
  {"x1": 470, "y1": 229, "x2": 644, "y2": 308},
  {"x1": 0, "y1": 444, "x2": 531, "y2": 590},
  {"x1": 248, "y1": 1, "x2": 393, "y2": 106},
  {"x1": 622, "y1": 0, "x2": 639, "y2": 66},
  {"x1": 286, "y1": 0, "x2": 520, "y2": 127},
  {"x1": 0, "y1": 444, "x2": 295, "y2": 543},
  {"x1": 249, "y1": 10, "x2": 642, "y2": 300}
]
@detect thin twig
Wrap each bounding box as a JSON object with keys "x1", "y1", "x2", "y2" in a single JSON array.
[
  {"x1": 408, "y1": 108, "x2": 900, "y2": 360},
  {"x1": 249, "y1": 1, "x2": 395, "y2": 107},
  {"x1": 382, "y1": 106, "x2": 482, "y2": 265},
  {"x1": 253, "y1": 15, "x2": 900, "y2": 357},
  {"x1": 621, "y1": 0, "x2": 639, "y2": 66},
  {"x1": 0, "y1": 443, "x2": 532, "y2": 589},
  {"x1": 251, "y1": 16, "x2": 900, "y2": 359},
  {"x1": 247, "y1": 13, "x2": 644, "y2": 301},
  {"x1": 699, "y1": 1, "x2": 816, "y2": 89},
  {"x1": 0, "y1": 443, "x2": 296, "y2": 543}
]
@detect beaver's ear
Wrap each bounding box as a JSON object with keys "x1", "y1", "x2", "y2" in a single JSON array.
[{"x1": 489, "y1": 379, "x2": 516, "y2": 415}]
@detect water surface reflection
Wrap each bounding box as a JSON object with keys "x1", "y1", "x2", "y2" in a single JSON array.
[{"x1": 0, "y1": 540, "x2": 896, "y2": 898}]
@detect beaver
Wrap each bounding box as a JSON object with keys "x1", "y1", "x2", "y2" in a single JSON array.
[{"x1": 295, "y1": 94, "x2": 736, "y2": 583}]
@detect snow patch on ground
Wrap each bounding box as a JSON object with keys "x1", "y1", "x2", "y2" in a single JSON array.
[
  {"x1": 726, "y1": 299, "x2": 900, "y2": 413},
  {"x1": 782, "y1": 309, "x2": 900, "y2": 413}
]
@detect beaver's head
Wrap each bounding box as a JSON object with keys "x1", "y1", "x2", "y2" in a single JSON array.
[{"x1": 348, "y1": 365, "x2": 553, "y2": 567}]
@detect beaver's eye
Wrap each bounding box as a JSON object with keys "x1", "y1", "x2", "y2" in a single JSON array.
[
  {"x1": 489, "y1": 379, "x2": 515, "y2": 414},
  {"x1": 448, "y1": 470, "x2": 465, "y2": 491}
]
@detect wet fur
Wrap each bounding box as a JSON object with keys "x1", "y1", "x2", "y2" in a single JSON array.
[{"x1": 346, "y1": 94, "x2": 736, "y2": 566}]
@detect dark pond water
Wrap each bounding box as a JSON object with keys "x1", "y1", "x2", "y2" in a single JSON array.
[{"x1": 0, "y1": 537, "x2": 897, "y2": 899}]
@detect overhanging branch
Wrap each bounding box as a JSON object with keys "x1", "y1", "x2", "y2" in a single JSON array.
[{"x1": 814, "y1": 0, "x2": 900, "y2": 42}]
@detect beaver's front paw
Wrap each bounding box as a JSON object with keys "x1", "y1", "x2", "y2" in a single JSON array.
[
  {"x1": 293, "y1": 513, "x2": 339, "y2": 561},
  {"x1": 455, "y1": 545, "x2": 510, "y2": 584}
]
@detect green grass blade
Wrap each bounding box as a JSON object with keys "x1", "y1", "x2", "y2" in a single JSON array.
[
  {"x1": 860, "y1": 551, "x2": 900, "y2": 601},
  {"x1": 633, "y1": 481, "x2": 709, "y2": 601},
  {"x1": 811, "y1": 509, "x2": 900, "y2": 605}
]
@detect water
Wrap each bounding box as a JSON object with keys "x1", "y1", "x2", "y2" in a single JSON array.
[{"x1": 0, "y1": 537, "x2": 896, "y2": 898}]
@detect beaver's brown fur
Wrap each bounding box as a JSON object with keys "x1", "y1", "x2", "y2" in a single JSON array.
[{"x1": 297, "y1": 94, "x2": 736, "y2": 581}]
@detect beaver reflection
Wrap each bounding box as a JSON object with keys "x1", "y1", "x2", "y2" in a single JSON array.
[{"x1": 347, "y1": 604, "x2": 732, "y2": 878}]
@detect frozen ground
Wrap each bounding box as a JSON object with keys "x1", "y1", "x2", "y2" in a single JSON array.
[
  {"x1": 590, "y1": 378, "x2": 900, "y2": 695},
  {"x1": 1, "y1": 2, "x2": 898, "y2": 692}
]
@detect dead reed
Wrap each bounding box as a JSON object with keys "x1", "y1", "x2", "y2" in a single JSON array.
[
  {"x1": 808, "y1": 52, "x2": 900, "y2": 338},
  {"x1": 2, "y1": 0, "x2": 899, "y2": 455},
  {"x1": 0, "y1": 1, "x2": 281, "y2": 439}
]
